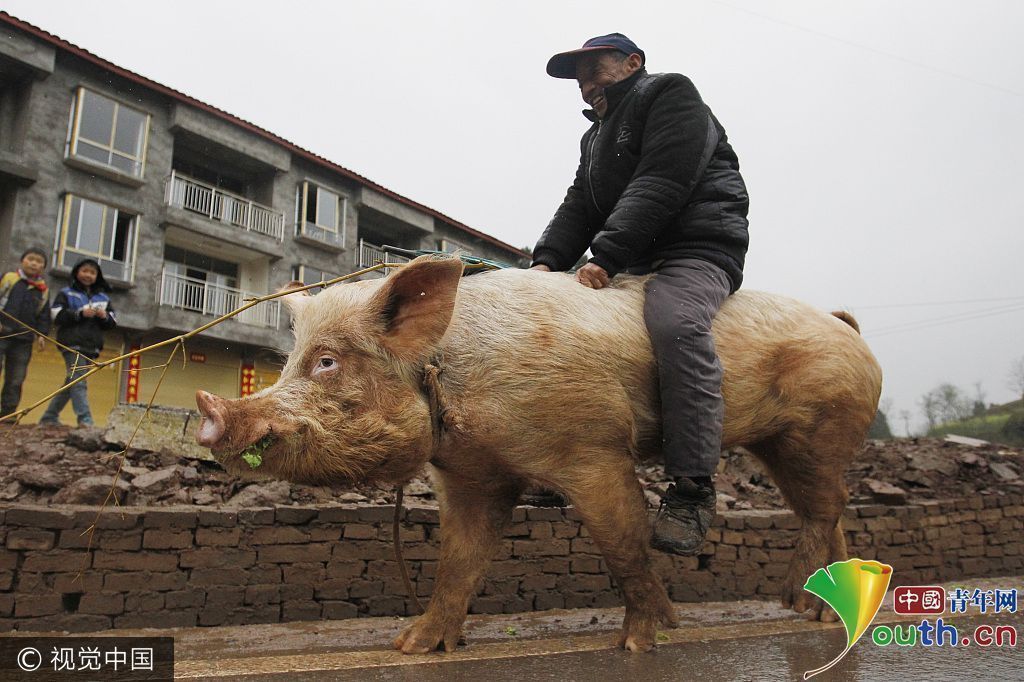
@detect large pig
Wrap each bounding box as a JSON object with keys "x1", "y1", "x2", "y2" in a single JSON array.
[{"x1": 195, "y1": 255, "x2": 881, "y2": 653}]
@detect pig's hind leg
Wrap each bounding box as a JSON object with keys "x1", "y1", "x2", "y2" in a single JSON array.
[
  {"x1": 749, "y1": 420, "x2": 859, "y2": 623},
  {"x1": 394, "y1": 472, "x2": 523, "y2": 654},
  {"x1": 561, "y1": 453, "x2": 679, "y2": 652}
]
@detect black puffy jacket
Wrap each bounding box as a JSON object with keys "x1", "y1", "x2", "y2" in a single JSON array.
[{"x1": 532, "y1": 69, "x2": 749, "y2": 290}]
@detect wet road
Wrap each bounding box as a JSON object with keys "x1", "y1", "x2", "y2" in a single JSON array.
[
  {"x1": 10, "y1": 577, "x2": 1021, "y2": 681},
  {"x1": 179, "y1": 611, "x2": 1022, "y2": 682}
]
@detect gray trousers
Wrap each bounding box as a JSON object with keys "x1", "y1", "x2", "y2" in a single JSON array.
[{"x1": 640, "y1": 258, "x2": 731, "y2": 479}]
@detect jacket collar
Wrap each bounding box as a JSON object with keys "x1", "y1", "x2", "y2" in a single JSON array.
[{"x1": 582, "y1": 68, "x2": 647, "y2": 122}]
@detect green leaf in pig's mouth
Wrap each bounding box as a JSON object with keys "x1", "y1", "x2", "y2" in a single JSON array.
[{"x1": 239, "y1": 434, "x2": 275, "y2": 469}]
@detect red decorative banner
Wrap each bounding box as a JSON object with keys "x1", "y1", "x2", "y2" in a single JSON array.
[
  {"x1": 125, "y1": 344, "x2": 141, "y2": 403},
  {"x1": 240, "y1": 362, "x2": 256, "y2": 397}
]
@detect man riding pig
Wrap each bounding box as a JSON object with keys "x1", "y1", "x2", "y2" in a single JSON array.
[
  {"x1": 194, "y1": 33, "x2": 881, "y2": 655},
  {"x1": 531, "y1": 33, "x2": 749, "y2": 556}
]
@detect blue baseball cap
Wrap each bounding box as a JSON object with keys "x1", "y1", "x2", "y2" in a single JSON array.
[{"x1": 546, "y1": 33, "x2": 645, "y2": 79}]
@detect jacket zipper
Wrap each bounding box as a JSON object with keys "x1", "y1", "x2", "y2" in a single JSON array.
[{"x1": 586, "y1": 121, "x2": 602, "y2": 214}]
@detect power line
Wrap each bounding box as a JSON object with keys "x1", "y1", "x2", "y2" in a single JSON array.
[
  {"x1": 865, "y1": 303, "x2": 1024, "y2": 339},
  {"x1": 853, "y1": 296, "x2": 1024, "y2": 310},
  {"x1": 708, "y1": 0, "x2": 1024, "y2": 98}
]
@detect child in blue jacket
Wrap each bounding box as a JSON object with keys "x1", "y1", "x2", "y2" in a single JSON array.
[{"x1": 39, "y1": 259, "x2": 117, "y2": 426}]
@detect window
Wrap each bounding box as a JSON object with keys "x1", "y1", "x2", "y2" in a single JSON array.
[
  {"x1": 295, "y1": 181, "x2": 345, "y2": 247},
  {"x1": 67, "y1": 87, "x2": 150, "y2": 178},
  {"x1": 291, "y1": 265, "x2": 339, "y2": 293},
  {"x1": 57, "y1": 195, "x2": 138, "y2": 281}
]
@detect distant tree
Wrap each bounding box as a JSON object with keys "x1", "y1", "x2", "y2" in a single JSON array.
[
  {"x1": 1009, "y1": 356, "x2": 1024, "y2": 403},
  {"x1": 899, "y1": 409, "x2": 912, "y2": 437},
  {"x1": 972, "y1": 382, "x2": 988, "y2": 417},
  {"x1": 920, "y1": 383, "x2": 973, "y2": 428},
  {"x1": 868, "y1": 409, "x2": 893, "y2": 439}
]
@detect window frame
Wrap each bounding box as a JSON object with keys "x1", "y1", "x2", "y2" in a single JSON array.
[
  {"x1": 66, "y1": 86, "x2": 151, "y2": 179},
  {"x1": 56, "y1": 193, "x2": 141, "y2": 283},
  {"x1": 297, "y1": 180, "x2": 347, "y2": 245}
]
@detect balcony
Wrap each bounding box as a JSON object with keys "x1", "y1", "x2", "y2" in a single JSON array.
[
  {"x1": 358, "y1": 240, "x2": 410, "y2": 278},
  {"x1": 166, "y1": 170, "x2": 284, "y2": 241},
  {"x1": 296, "y1": 221, "x2": 344, "y2": 250},
  {"x1": 158, "y1": 269, "x2": 280, "y2": 329}
]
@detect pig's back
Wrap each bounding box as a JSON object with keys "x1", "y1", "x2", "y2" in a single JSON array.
[{"x1": 437, "y1": 269, "x2": 879, "y2": 459}]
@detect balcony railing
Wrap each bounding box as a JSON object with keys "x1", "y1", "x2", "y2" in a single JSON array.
[
  {"x1": 158, "y1": 269, "x2": 280, "y2": 329},
  {"x1": 358, "y1": 239, "x2": 410, "y2": 278},
  {"x1": 166, "y1": 170, "x2": 284, "y2": 241},
  {"x1": 298, "y1": 221, "x2": 343, "y2": 248}
]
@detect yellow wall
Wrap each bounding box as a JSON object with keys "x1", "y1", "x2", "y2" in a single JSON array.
[
  {"x1": 13, "y1": 333, "x2": 283, "y2": 425},
  {"x1": 18, "y1": 331, "x2": 123, "y2": 426},
  {"x1": 134, "y1": 342, "x2": 282, "y2": 410}
]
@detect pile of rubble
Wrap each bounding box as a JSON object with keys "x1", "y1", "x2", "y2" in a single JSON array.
[{"x1": 1, "y1": 425, "x2": 1020, "y2": 510}]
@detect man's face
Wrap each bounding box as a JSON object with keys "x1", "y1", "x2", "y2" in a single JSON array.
[
  {"x1": 20, "y1": 253, "x2": 45, "y2": 277},
  {"x1": 575, "y1": 51, "x2": 642, "y2": 119}
]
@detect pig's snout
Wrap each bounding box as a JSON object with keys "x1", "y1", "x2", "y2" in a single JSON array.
[{"x1": 195, "y1": 390, "x2": 226, "y2": 448}]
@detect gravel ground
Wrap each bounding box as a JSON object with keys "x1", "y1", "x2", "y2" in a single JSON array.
[{"x1": 1, "y1": 424, "x2": 1020, "y2": 510}]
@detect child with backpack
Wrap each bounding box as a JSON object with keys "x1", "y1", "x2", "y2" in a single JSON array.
[{"x1": 0, "y1": 248, "x2": 51, "y2": 419}]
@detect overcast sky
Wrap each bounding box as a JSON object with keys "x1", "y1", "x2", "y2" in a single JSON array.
[{"x1": 6, "y1": 0, "x2": 1023, "y2": 433}]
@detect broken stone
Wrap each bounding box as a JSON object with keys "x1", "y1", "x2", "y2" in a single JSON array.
[
  {"x1": 990, "y1": 462, "x2": 1020, "y2": 481},
  {"x1": 13, "y1": 464, "x2": 64, "y2": 490},
  {"x1": 130, "y1": 466, "x2": 178, "y2": 490},
  {"x1": 716, "y1": 492, "x2": 737, "y2": 510},
  {"x1": 179, "y1": 466, "x2": 199, "y2": 481},
  {"x1": 958, "y1": 452, "x2": 985, "y2": 467},
  {"x1": 0, "y1": 481, "x2": 23, "y2": 501},
  {"x1": 51, "y1": 475, "x2": 131, "y2": 505},
  {"x1": 191, "y1": 489, "x2": 220, "y2": 505},
  {"x1": 907, "y1": 451, "x2": 958, "y2": 477},
  {"x1": 18, "y1": 443, "x2": 52, "y2": 460},
  {"x1": 864, "y1": 478, "x2": 908, "y2": 505},
  {"x1": 224, "y1": 481, "x2": 291, "y2": 507},
  {"x1": 65, "y1": 427, "x2": 108, "y2": 451},
  {"x1": 336, "y1": 492, "x2": 368, "y2": 503},
  {"x1": 404, "y1": 480, "x2": 432, "y2": 496},
  {"x1": 943, "y1": 434, "x2": 989, "y2": 447}
]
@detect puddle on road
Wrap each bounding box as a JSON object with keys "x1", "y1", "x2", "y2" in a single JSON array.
[{"x1": 218, "y1": 614, "x2": 1021, "y2": 682}]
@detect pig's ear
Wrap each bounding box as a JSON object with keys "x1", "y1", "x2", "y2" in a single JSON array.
[
  {"x1": 368, "y1": 255, "x2": 464, "y2": 362},
  {"x1": 279, "y1": 280, "x2": 312, "y2": 319}
]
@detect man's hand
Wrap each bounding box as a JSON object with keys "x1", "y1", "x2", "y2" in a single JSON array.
[
  {"x1": 574, "y1": 262, "x2": 610, "y2": 289},
  {"x1": 36, "y1": 336, "x2": 45, "y2": 352},
  {"x1": 530, "y1": 264, "x2": 552, "y2": 272}
]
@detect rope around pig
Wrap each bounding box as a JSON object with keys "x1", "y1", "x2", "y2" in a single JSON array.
[{"x1": 391, "y1": 362, "x2": 455, "y2": 615}]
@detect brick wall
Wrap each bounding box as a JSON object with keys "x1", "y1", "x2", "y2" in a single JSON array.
[{"x1": 2, "y1": 495, "x2": 1021, "y2": 632}]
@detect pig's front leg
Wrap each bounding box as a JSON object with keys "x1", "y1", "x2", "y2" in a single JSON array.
[{"x1": 394, "y1": 473, "x2": 522, "y2": 654}]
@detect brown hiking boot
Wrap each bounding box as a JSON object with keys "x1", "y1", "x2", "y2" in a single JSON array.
[{"x1": 651, "y1": 478, "x2": 716, "y2": 556}]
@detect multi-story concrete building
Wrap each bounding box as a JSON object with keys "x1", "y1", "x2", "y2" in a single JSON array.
[{"x1": 0, "y1": 13, "x2": 527, "y2": 425}]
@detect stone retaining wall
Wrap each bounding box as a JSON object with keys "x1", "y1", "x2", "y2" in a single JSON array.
[{"x1": 2, "y1": 494, "x2": 1022, "y2": 632}]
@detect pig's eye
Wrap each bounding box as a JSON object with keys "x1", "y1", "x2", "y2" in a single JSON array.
[{"x1": 312, "y1": 355, "x2": 338, "y2": 377}]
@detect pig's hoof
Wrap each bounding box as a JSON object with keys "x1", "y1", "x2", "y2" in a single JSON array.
[
  {"x1": 394, "y1": 619, "x2": 461, "y2": 654},
  {"x1": 617, "y1": 616, "x2": 657, "y2": 652}
]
